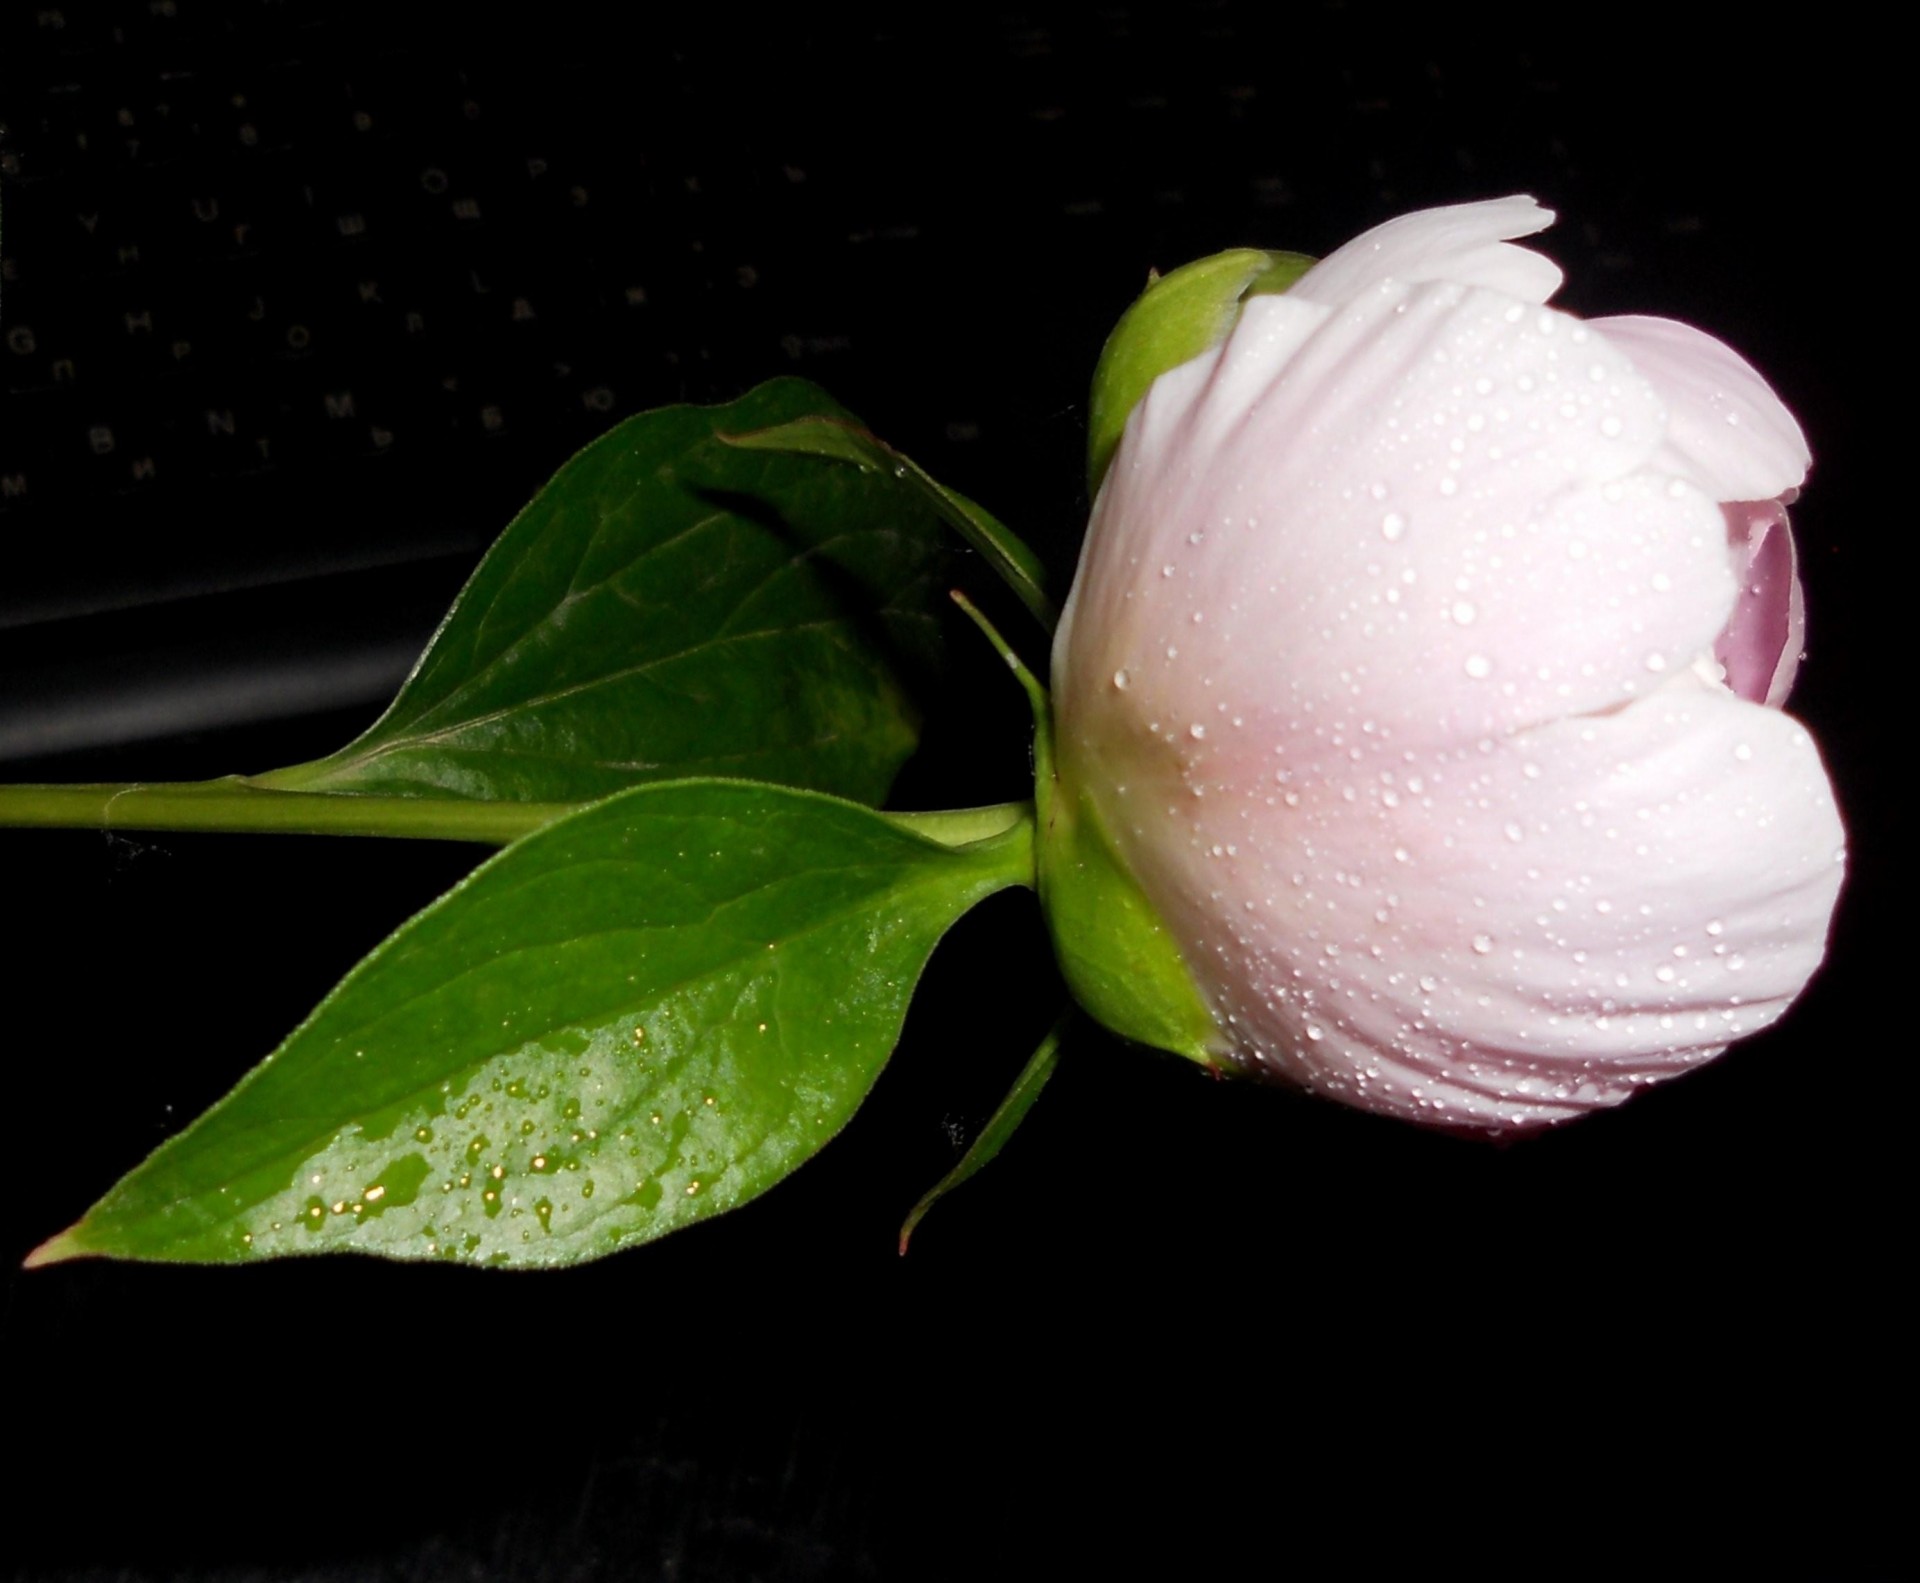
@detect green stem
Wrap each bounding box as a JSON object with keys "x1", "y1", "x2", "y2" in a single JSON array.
[
  {"x1": 0, "y1": 778, "x2": 575, "y2": 844},
  {"x1": 0, "y1": 777, "x2": 1035, "y2": 854}
]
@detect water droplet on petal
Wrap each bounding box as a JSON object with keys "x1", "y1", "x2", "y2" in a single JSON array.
[
  {"x1": 1470, "y1": 933, "x2": 1494, "y2": 955},
  {"x1": 1463, "y1": 654, "x2": 1493, "y2": 679}
]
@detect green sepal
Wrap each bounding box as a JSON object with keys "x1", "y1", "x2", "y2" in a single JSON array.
[
  {"x1": 947, "y1": 593, "x2": 1221, "y2": 1071},
  {"x1": 897, "y1": 1007, "x2": 1069, "y2": 1254},
  {"x1": 1087, "y1": 247, "x2": 1314, "y2": 496},
  {"x1": 1036, "y1": 780, "x2": 1222, "y2": 1070}
]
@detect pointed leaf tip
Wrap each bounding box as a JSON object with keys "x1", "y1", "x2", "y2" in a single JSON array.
[{"x1": 22, "y1": 1228, "x2": 89, "y2": 1269}]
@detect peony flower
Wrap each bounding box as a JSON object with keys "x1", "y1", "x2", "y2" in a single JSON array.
[{"x1": 1045, "y1": 197, "x2": 1844, "y2": 1131}]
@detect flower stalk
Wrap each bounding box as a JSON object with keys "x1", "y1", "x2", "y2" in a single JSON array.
[{"x1": 0, "y1": 776, "x2": 1032, "y2": 854}]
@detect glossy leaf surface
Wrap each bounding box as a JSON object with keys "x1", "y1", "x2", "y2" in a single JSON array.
[
  {"x1": 258, "y1": 380, "x2": 944, "y2": 807},
  {"x1": 35, "y1": 782, "x2": 1033, "y2": 1269}
]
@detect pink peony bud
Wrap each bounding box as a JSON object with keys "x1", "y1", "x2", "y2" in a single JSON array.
[{"x1": 1047, "y1": 197, "x2": 1844, "y2": 1131}]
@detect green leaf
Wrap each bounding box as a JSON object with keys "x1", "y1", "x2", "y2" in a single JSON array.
[
  {"x1": 898, "y1": 1007, "x2": 1069, "y2": 1254},
  {"x1": 722, "y1": 415, "x2": 1058, "y2": 633},
  {"x1": 31, "y1": 782, "x2": 1034, "y2": 1269},
  {"x1": 255, "y1": 380, "x2": 946, "y2": 808}
]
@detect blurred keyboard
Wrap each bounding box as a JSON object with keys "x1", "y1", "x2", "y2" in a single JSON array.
[{"x1": 0, "y1": 1, "x2": 830, "y2": 763}]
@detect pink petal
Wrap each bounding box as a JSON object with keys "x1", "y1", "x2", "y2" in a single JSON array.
[
  {"x1": 1715, "y1": 499, "x2": 1806, "y2": 707},
  {"x1": 1594, "y1": 315, "x2": 1811, "y2": 502},
  {"x1": 1056, "y1": 281, "x2": 1741, "y2": 776},
  {"x1": 1290, "y1": 196, "x2": 1563, "y2": 309},
  {"x1": 1088, "y1": 668, "x2": 1843, "y2": 1131}
]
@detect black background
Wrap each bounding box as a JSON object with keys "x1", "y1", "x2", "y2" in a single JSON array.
[{"x1": 3, "y1": 5, "x2": 1901, "y2": 1579}]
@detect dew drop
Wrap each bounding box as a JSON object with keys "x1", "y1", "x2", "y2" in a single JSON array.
[
  {"x1": 1451, "y1": 600, "x2": 1477, "y2": 626},
  {"x1": 1463, "y1": 654, "x2": 1493, "y2": 679},
  {"x1": 1470, "y1": 933, "x2": 1494, "y2": 955},
  {"x1": 1112, "y1": 668, "x2": 1131, "y2": 690},
  {"x1": 1381, "y1": 512, "x2": 1407, "y2": 541}
]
